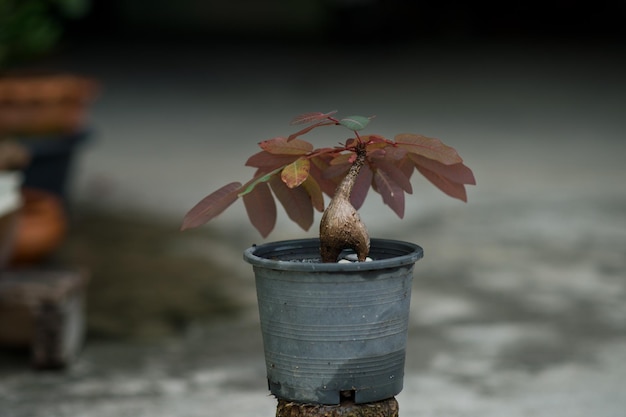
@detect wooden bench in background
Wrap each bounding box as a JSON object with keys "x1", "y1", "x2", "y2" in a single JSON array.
[{"x1": 0, "y1": 268, "x2": 88, "y2": 369}]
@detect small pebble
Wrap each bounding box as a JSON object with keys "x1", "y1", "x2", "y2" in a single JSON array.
[{"x1": 340, "y1": 254, "x2": 373, "y2": 263}]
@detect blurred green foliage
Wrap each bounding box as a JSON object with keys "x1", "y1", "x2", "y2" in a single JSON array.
[{"x1": 0, "y1": 0, "x2": 90, "y2": 70}]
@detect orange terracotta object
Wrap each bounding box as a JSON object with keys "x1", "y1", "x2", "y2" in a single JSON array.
[
  {"x1": 9, "y1": 188, "x2": 67, "y2": 266},
  {"x1": 0, "y1": 74, "x2": 99, "y2": 136}
]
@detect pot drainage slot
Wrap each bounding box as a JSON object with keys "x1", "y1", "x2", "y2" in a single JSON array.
[{"x1": 340, "y1": 390, "x2": 355, "y2": 403}]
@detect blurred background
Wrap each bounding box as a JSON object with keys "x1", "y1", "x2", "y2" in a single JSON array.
[{"x1": 1, "y1": 1, "x2": 625, "y2": 416}]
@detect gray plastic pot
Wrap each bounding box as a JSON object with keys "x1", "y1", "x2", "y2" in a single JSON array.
[{"x1": 243, "y1": 238, "x2": 423, "y2": 405}]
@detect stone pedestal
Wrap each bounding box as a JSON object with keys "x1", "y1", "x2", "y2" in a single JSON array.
[{"x1": 276, "y1": 397, "x2": 399, "y2": 417}]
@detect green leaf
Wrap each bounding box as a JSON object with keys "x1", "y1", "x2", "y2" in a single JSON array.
[
  {"x1": 238, "y1": 167, "x2": 283, "y2": 197},
  {"x1": 339, "y1": 115, "x2": 371, "y2": 131},
  {"x1": 281, "y1": 157, "x2": 310, "y2": 188}
]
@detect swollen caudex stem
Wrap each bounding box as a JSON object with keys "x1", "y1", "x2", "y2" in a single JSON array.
[{"x1": 319, "y1": 141, "x2": 370, "y2": 263}]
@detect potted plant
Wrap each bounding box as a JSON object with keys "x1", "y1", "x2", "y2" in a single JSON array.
[
  {"x1": 0, "y1": 0, "x2": 96, "y2": 135},
  {"x1": 0, "y1": 1, "x2": 97, "y2": 267},
  {"x1": 0, "y1": 0, "x2": 97, "y2": 202},
  {"x1": 181, "y1": 111, "x2": 475, "y2": 408}
]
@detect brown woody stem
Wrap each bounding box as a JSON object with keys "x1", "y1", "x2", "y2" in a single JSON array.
[
  {"x1": 336, "y1": 143, "x2": 366, "y2": 201},
  {"x1": 319, "y1": 143, "x2": 370, "y2": 263}
]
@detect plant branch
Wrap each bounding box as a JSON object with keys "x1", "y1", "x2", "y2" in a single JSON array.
[
  {"x1": 319, "y1": 142, "x2": 370, "y2": 262},
  {"x1": 335, "y1": 142, "x2": 366, "y2": 201}
]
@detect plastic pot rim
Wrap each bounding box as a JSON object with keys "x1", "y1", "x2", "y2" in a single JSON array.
[{"x1": 243, "y1": 237, "x2": 423, "y2": 272}]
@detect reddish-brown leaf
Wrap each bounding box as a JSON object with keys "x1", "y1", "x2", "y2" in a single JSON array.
[
  {"x1": 362, "y1": 134, "x2": 388, "y2": 144},
  {"x1": 373, "y1": 169, "x2": 405, "y2": 218},
  {"x1": 301, "y1": 176, "x2": 325, "y2": 212},
  {"x1": 397, "y1": 155, "x2": 416, "y2": 180},
  {"x1": 246, "y1": 151, "x2": 301, "y2": 170},
  {"x1": 290, "y1": 110, "x2": 337, "y2": 125},
  {"x1": 364, "y1": 138, "x2": 390, "y2": 154},
  {"x1": 381, "y1": 146, "x2": 407, "y2": 161},
  {"x1": 309, "y1": 154, "x2": 340, "y2": 197},
  {"x1": 329, "y1": 152, "x2": 354, "y2": 165},
  {"x1": 408, "y1": 153, "x2": 476, "y2": 185},
  {"x1": 269, "y1": 176, "x2": 314, "y2": 231},
  {"x1": 370, "y1": 158, "x2": 413, "y2": 194},
  {"x1": 287, "y1": 121, "x2": 334, "y2": 141},
  {"x1": 366, "y1": 148, "x2": 386, "y2": 159},
  {"x1": 181, "y1": 182, "x2": 242, "y2": 230},
  {"x1": 416, "y1": 165, "x2": 468, "y2": 202},
  {"x1": 281, "y1": 157, "x2": 310, "y2": 188},
  {"x1": 259, "y1": 137, "x2": 313, "y2": 155},
  {"x1": 243, "y1": 182, "x2": 277, "y2": 237},
  {"x1": 395, "y1": 133, "x2": 463, "y2": 165},
  {"x1": 350, "y1": 163, "x2": 373, "y2": 210},
  {"x1": 322, "y1": 160, "x2": 351, "y2": 180}
]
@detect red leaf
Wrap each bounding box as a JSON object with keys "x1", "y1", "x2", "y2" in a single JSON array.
[
  {"x1": 381, "y1": 146, "x2": 407, "y2": 161},
  {"x1": 362, "y1": 134, "x2": 388, "y2": 144},
  {"x1": 395, "y1": 133, "x2": 463, "y2": 165},
  {"x1": 367, "y1": 148, "x2": 386, "y2": 159},
  {"x1": 259, "y1": 137, "x2": 313, "y2": 155},
  {"x1": 287, "y1": 120, "x2": 336, "y2": 141},
  {"x1": 416, "y1": 165, "x2": 468, "y2": 202},
  {"x1": 370, "y1": 158, "x2": 413, "y2": 194},
  {"x1": 181, "y1": 182, "x2": 242, "y2": 230},
  {"x1": 322, "y1": 161, "x2": 351, "y2": 180},
  {"x1": 397, "y1": 155, "x2": 415, "y2": 180},
  {"x1": 374, "y1": 169, "x2": 405, "y2": 218},
  {"x1": 243, "y1": 182, "x2": 277, "y2": 237},
  {"x1": 408, "y1": 153, "x2": 476, "y2": 185},
  {"x1": 269, "y1": 176, "x2": 314, "y2": 231},
  {"x1": 301, "y1": 176, "x2": 325, "y2": 212},
  {"x1": 309, "y1": 155, "x2": 339, "y2": 197},
  {"x1": 329, "y1": 152, "x2": 353, "y2": 165},
  {"x1": 246, "y1": 151, "x2": 300, "y2": 170},
  {"x1": 290, "y1": 110, "x2": 337, "y2": 125},
  {"x1": 349, "y1": 163, "x2": 373, "y2": 210}
]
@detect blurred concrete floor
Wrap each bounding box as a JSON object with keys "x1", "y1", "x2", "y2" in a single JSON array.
[{"x1": 1, "y1": 37, "x2": 626, "y2": 416}]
